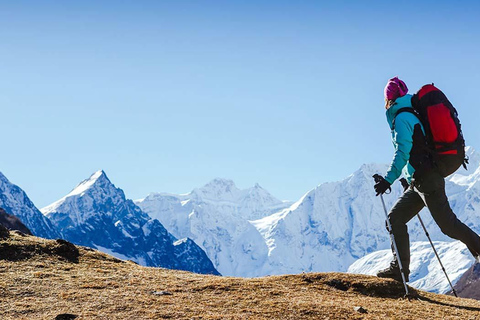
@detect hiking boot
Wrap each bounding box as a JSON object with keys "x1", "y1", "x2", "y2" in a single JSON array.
[{"x1": 376, "y1": 261, "x2": 409, "y2": 282}]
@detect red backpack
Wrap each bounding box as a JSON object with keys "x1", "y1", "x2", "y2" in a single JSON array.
[{"x1": 410, "y1": 84, "x2": 467, "y2": 176}]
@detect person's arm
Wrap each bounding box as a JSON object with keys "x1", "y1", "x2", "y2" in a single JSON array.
[{"x1": 384, "y1": 114, "x2": 415, "y2": 184}]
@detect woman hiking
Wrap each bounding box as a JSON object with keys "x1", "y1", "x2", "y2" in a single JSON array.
[{"x1": 373, "y1": 76, "x2": 480, "y2": 282}]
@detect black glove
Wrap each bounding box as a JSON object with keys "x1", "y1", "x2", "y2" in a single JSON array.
[
  {"x1": 399, "y1": 178, "x2": 410, "y2": 192},
  {"x1": 373, "y1": 174, "x2": 391, "y2": 196}
]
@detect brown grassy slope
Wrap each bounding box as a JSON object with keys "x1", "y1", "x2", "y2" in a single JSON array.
[{"x1": 1, "y1": 232, "x2": 480, "y2": 320}]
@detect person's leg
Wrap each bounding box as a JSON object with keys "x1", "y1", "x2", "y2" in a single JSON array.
[
  {"x1": 416, "y1": 171, "x2": 480, "y2": 258},
  {"x1": 377, "y1": 189, "x2": 425, "y2": 281},
  {"x1": 388, "y1": 189, "x2": 425, "y2": 271}
]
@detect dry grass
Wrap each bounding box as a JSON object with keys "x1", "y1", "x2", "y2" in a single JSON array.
[{"x1": 1, "y1": 232, "x2": 480, "y2": 319}]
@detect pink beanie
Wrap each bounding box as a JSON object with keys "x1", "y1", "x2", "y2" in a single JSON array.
[{"x1": 384, "y1": 77, "x2": 408, "y2": 100}]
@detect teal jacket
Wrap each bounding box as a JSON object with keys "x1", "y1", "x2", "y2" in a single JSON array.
[{"x1": 384, "y1": 94, "x2": 425, "y2": 184}]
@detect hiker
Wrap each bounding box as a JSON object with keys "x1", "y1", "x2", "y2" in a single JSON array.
[{"x1": 373, "y1": 76, "x2": 480, "y2": 282}]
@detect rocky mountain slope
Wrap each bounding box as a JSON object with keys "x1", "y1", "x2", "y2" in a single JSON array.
[
  {"x1": 452, "y1": 261, "x2": 480, "y2": 300},
  {"x1": 0, "y1": 172, "x2": 59, "y2": 239},
  {"x1": 0, "y1": 208, "x2": 32, "y2": 235}
]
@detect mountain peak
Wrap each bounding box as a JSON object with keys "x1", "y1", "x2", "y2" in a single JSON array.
[
  {"x1": 66, "y1": 170, "x2": 110, "y2": 197},
  {"x1": 0, "y1": 172, "x2": 11, "y2": 189},
  {"x1": 41, "y1": 170, "x2": 119, "y2": 220},
  {"x1": 203, "y1": 178, "x2": 237, "y2": 189},
  {"x1": 245, "y1": 183, "x2": 282, "y2": 203},
  {"x1": 192, "y1": 178, "x2": 240, "y2": 201},
  {"x1": 92, "y1": 169, "x2": 107, "y2": 179}
]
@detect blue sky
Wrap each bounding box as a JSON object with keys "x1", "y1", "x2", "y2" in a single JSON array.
[{"x1": 1, "y1": 1, "x2": 480, "y2": 207}]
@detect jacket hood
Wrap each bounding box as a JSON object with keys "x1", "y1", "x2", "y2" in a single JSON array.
[{"x1": 386, "y1": 94, "x2": 413, "y2": 130}]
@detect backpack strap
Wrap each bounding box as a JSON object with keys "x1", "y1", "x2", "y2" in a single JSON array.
[{"x1": 392, "y1": 107, "x2": 419, "y2": 130}]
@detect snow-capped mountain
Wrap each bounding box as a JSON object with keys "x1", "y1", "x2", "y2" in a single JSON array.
[
  {"x1": 250, "y1": 163, "x2": 404, "y2": 275},
  {"x1": 190, "y1": 179, "x2": 291, "y2": 220},
  {"x1": 41, "y1": 170, "x2": 219, "y2": 275},
  {"x1": 136, "y1": 178, "x2": 292, "y2": 276},
  {"x1": 0, "y1": 171, "x2": 59, "y2": 239},
  {"x1": 347, "y1": 241, "x2": 474, "y2": 294}
]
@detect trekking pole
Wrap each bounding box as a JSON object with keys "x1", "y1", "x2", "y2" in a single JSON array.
[
  {"x1": 379, "y1": 194, "x2": 411, "y2": 297},
  {"x1": 416, "y1": 213, "x2": 458, "y2": 297}
]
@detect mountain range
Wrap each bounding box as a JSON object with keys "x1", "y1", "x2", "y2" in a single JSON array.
[
  {"x1": 136, "y1": 178, "x2": 292, "y2": 276},
  {"x1": 40, "y1": 170, "x2": 219, "y2": 275},
  {"x1": 2, "y1": 147, "x2": 480, "y2": 293}
]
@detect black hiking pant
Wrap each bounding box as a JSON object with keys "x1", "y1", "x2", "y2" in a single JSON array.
[{"x1": 388, "y1": 170, "x2": 480, "y2": 273}]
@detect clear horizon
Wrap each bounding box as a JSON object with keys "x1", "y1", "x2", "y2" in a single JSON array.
[{"x1": 2, "y1": 0, "x2": 479, "y2": 207}]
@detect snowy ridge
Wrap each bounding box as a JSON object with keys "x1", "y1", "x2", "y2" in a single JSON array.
[
  {"x1": 444, "y1": 147, "x2": 480, "y2": 197},
  {"x1": 0, "y1": 171, "x2": 59, "y2": 239}
]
